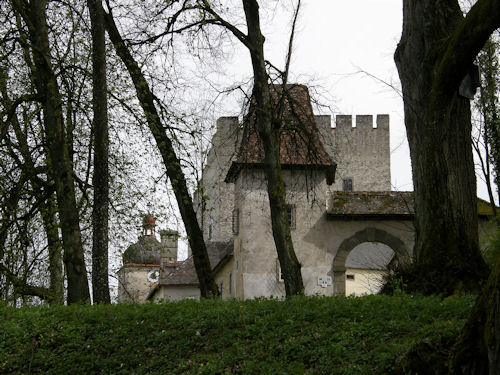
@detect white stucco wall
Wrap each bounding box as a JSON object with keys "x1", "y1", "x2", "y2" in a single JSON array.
[
  {"x1": 345, "y1": 268, "x2": 386, "y2": 296},
  {"x1": 155, "y1": 286, "x2": 200, "y2": 301},
  {"x1": 117, "y1": 266, "x2": 158, "y2": 303}
]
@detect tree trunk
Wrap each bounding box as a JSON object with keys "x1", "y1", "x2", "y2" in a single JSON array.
[
  {"x1": 88, "y1": 0, "x2": 111, "y2": 304},
  {"x1": 103, "y1": 6, "x2": 219, "y2": 298},
  {"x1": 242, "y1": 0, "x2": 304, "y2": 296},
  {"x1": 0, "y1": 66, "x2": 64, "y2": 304},
  {"x1": 41, "y1": 195, "x2": 65, "y2": 305},
  {"x1": 13, "y1": 0, "x2": 90, "y2": 303},
  {"x1": 394, "y1": 0, "x2": 499, "y2": 295},
  {"x1": 450, "y1": 257, "x2": 500, "y2": 374}
]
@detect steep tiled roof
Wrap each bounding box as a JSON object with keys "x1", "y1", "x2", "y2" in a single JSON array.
[
  {"x1": 327, "y1": 191, "x2": 496, "y2": 218},
  {"x1": 225, "y1": 84, "x2": 336, "y2": 182},
  {"x1": 158, "y1": 240, "x2": 233, "y2": 286}
]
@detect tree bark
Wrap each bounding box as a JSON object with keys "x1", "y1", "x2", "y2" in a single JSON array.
[
  {"x1": 242, "y1": 0, "x2": 303, "y2": 296},
  {"x1": 41, "y1": 195, "x2": 65, "y2": 305},
  {"x1": 450, "y1": 257, "x2": 500, "y2": 374},
  {"x1": 12, "y1": 0, "x2": 90, "y2": 303},
  {"x1": 88, "y1": 0, "x2": 111, "y2": 304},
  {"x1": 103, "y1": 6, "x2": 219, "y2": 298},
  {"x1": 394, "y1": 0, "x2": 499, "y2": 295}
]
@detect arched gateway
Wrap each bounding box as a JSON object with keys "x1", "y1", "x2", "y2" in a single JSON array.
[{"x1": 331, "y1": 227, "x2": 411, "y2": 295}]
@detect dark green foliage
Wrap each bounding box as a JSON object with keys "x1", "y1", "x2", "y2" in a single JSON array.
[
  {"x1": 0, "y1": 295, "x2": 474, "y2": 374},
  {"x1": 381, "y1": 263, "x2": 459, "y2": 296}
]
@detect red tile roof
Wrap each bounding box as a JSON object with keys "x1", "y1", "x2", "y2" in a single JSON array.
[{"x1": 225, "y1": 84, "x2": 335, "y2": 182}]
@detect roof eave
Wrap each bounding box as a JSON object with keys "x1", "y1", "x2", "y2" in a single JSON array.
[{"x1": 326, "y1": 213, "x2": 415, "y2": 221}]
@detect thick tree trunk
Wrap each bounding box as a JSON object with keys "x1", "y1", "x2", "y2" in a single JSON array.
[
  {"x1": 450, "y1": 257, "x2": 500, "y2": 374},
  {"x1": 242, "y1": 0, "x2": 304, "y2": 296},
  {"x1": 13, "y1": 0, "x2": 90, "y2": 303},
  {"x1": 394, "y1": 0, "x2": 499, "y2": 295},
  {"x1": 103, "y1": 7, "x2": 218, "y2": 298},
  {"x1": 88, "y1": 0, "x2": 111, "y2": 304}
]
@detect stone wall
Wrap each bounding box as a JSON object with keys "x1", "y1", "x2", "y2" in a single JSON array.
[{"x1": 197, "y1": 117, "x2": 240, "y2": 242}]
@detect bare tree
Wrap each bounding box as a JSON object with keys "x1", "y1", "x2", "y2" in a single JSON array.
[
  {"x1": 10, "y1": 0, "x2": 90, "y2": 303},
  {"x1": 102, "y1": 2, "x2": 219, "y2": 298},
  {"x1": 394, "y1": 0, "x2": 498, "y2": 295}
]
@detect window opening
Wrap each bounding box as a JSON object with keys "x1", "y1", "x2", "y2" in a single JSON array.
[{"x1": 343, "y1": 178, "x2": 353, "y2": 192}]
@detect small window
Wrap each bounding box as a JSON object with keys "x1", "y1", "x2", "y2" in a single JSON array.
[
  {"x1": 232, "y1": 208, "x2": 239, "y2": 235},
  {"x1": 276, "y1": 259, "x2": 284, "y2": 282},
  {"x1": 229, "y1": 272, "x2": 232, "y2": 296},
  {"x1": 343, "y1": 178, "x2": 353, "y2": 192},
  {"x1": 236, "y1": 259, "x2": 239, "y2": 271},
  {"x1": 286, "y1": 204, "x2": 296, "y2": 229},
  {"x1": 219, "y1": 280, "x2": 223, "y2": 298},
  {"x1": 346, "y1": 274, "x2": 355, "y2": 280}
]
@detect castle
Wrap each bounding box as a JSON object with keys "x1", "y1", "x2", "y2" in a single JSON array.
[{"x1": 118, "y1": 85, "x2": 422, "y2": 302}]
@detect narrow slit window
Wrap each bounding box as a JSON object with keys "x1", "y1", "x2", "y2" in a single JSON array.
[
  {"x1": 286, "y1": 204, "x2": 296, "y2": 229},
  {"x1": 232, "y1": 208, "x2": 239, "y2": 235}
]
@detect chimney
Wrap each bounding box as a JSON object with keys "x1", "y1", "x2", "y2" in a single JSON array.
[{"x1": 160, "y1": 229, "x2": 179, "y2": 267}]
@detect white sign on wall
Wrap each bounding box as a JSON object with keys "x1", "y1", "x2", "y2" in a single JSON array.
[{"x1": 317, "y1": 276, "x2": 332, "y2": 288}]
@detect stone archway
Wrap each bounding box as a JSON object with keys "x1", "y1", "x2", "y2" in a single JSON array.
[{"x1": 332, "y1": 227, "x2": 411, "y2": 295}]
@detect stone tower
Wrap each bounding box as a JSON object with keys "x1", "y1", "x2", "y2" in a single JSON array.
[
  {"x1": 197, "y1": 116, "x2": 241, "y2": 243},
  {"x1": 330, "y1": 114, "x2": 391, "y2": 192}
]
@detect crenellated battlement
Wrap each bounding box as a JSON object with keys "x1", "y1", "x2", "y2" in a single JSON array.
[
  {"x1": 334, "y1": 114, "x2": 389, "y2": 130},
  {"x1": 329, "y1": 114, "x2": 391, "y2": 192}
]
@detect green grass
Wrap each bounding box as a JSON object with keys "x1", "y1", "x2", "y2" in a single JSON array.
[{"x1": 0, "y1": 294, "x2": 474, "y2": 374}]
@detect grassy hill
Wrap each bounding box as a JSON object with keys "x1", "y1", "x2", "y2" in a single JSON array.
[{"x1": 0, "y1": 294, "x2": 474, "y2": 374}]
